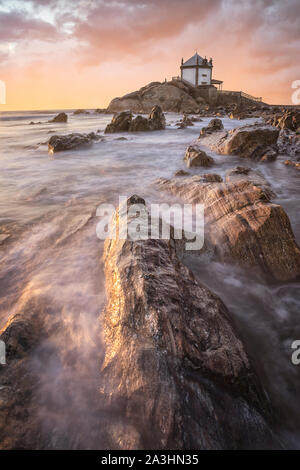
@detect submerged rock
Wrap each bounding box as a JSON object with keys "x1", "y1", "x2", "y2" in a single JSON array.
[
  {"x1": 49, "y1": 112, "x2": 68, "y2": 123},
  {"x1": 184, "y1": 144, "x2": 214, "y2": 168},
  {"x1": 48, "y1": 132, "x2": 99, "y2": 153},
  {"x1": 156, "y1": 175, "x2": 300, "y2": 281},
  {"x1": 101, "y1": 195, "x2": 279, "y2": 449},
  {"x1": 200, "y1": 123, "x2": 279, "y2": 161}
]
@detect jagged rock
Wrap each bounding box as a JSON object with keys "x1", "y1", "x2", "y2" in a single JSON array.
[
  {"x1": 156, "y1": 175, "x2": 300, "y2": 281},
  {"x1": 101, "y1": 195, "x2": 279, "y2": 449},
  {"x1": 176, "y1": 113, "x2": 195, "y2": 129},
  {"x1": 200, "y1": 118, "x2": 224, "y2": 136},
  {"x1": 284, "y1": 160, "x2": 300, "y2": 170},
  {"x1": 105, "y1": 107, "x2": 165, "y2": 133},
  {"x1": 200, "y1": 124, "x2": 279, "y2": 161},
  {"x1": 48, "y1": 132, "x2": 99, "y2": 153},
  {"x1": 94, "y1": 108, "x2": 106, "y2": 114},
  {"x1": 184, "y1": 145, "x2": 214, "y2": 168},
  {"x1": 107, "y1": 81, "x2": 201, "y2": 113},
  {"x1": 49, "y1": 112, "x2": 68, "y2": 123},
  {"x1": 148, "y1": 105, "x2": 166, "y2": 130},
  {"x1": 104, "y1": 111, "x2": 133, "y2": 133},
  {"x1": 128, "y1": 115, "x2": 150, "y2": 132},
  {"x1": 277, "y1": 111, "x2": 300, "y2": 131}
]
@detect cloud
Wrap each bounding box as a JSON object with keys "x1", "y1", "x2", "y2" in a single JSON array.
[{"x1": 0, "y1": 9, "x2": 60, "y2": 42}]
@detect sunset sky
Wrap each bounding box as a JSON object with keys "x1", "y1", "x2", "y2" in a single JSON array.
[{"x1": 0, "y1": 0, "x2": 299, "y2": 110}]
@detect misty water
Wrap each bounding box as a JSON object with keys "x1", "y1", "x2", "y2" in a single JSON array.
[{"x1": 0, "y1": 110, "x2": 299, "y2": 448}]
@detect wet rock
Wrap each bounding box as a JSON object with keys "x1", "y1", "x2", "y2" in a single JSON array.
[
  {"x1": 129, "y1": 115, "x2": 150, "y2": 132},
  {"x1": 200, "y1": 118, "x2": 224, "y2": 136},
  {"x1": 49, "y1": 112, "x2": 68, "y2": 123},
  {"x1": 101, "y1": 195, "x2": 279, "y2": 449},
  {"x1": 94, "y1": 108, "x2": 107, "y2": 114},
  {"x1": 225, "y1": 167, "x2": 276, "y2": 198},
  {"x1": 277, "y1": 111, "x2": 300, "y2": 132},
  {"x1": 48, "y1": 132, "x2": 99, "y2": 153},
  {"x1": 148, "y1": 105, "x2": 166, "y2": 130},
  {"x1": 104, "y1": 111, "x2": 133, "y2": 133},
  {"x1": 105, "y1": 106, "x2": 165, "y2": 133},
  {"x1": 176, "y1": 113, "x2": 195, "y2": 129},
  {"x1": 283, "y1": 160, "x2": 300, "y2": 170},
  {"x1": 200, "y1": 124, "x2": 279, "y2": 161},
  {"x1": 156, "y1": 175, "x2": 300, "y2": 281},
  {"x1": 174, "y1": 170, "x2": 190, "y2": 176},
  {"x1": 184, "y1": 145, "x2": 214, "y2": 168}
]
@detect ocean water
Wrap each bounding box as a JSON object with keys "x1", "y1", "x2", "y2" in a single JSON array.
[{"x1": 0, "y1": 109, "x2": 299, "y2": 448}]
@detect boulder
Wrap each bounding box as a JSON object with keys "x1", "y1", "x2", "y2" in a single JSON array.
[
  {"x1": 184, "y1": 145, "x2": 214, "y2": 168},
  {"x1": 49, "y1": 112, "x2": 68, "y2": 123},
  {"x1": 73, "y1": 109, "x2": 90, "y2": 115},
  {"x1": 107, "y1": 81, "x2": 201, "y2": 114},
  {"x1": 105, "y1": 106, "x2": 165, "y2": 133},
  {"x1": 284, "y1": 160, "x2": 300, "y2": 170},
  {"x1": 200, "y1": 118, "x2": 224, "y2": 136},
  {"x1": 156, "y1": 175, "x2": 300, "y2": 281},
  {"x1": 200, "y1": 124, "x2": 279, "y2": 161},
  {"x1": 104, "y1": 111, "x2": 132, "y2": 133},
  {"x1": 148, "y1": 105, "x2": 166, "y2": 130},
  {"x1": 129, "y1": 115, "x2": 150, "y2": 132},
  {"x1": 48, "y1": 132, "x2": 99, "y2": 153},
  {"x1": 225, "y1": 166, "x2": 275, "y2": 198},
  {"x1": 101, "y1": 195, "x2": 279, "y2": 449}
]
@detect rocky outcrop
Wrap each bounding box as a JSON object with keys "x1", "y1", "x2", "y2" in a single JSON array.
[
  {"x1": 73, "y1": 109, "x2": 90, "y2": 115},
  {"x1": 49, "y1": 112, "x2": 68, "y2": 123},
  {"x1": 284, "y1": 160, "x2": 300, "y2": 170},
  {"x1": 200, "y1": 118, "x2": 224, "y2": 136},
  {"x1": 107, "y1": 81, "x2": 201, "y2": 114},
  {"x1": 156, "y1": 175, "x2": 300, "y2": 281},
  {"x1": 268, "y1": 110, "x2": 300, "y2": 132},
  {"x1": 104, "y1": 106, "x2": 165, "y2": 133},
  {"x1": 184, "y1": 145, "x2": 214, "y2": 168},
  {"x1": 200, "y1": 124, "x2": 279, "y2": 161},
  {"x1": 101, "y1": 195, "x2": 279, "y2": 449},
  {"x1": 48, "y1": 132, "x2": 100, "y2": 153}
]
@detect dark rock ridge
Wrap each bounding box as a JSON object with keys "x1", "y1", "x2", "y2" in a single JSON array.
[
  {"x1": 101, "y1": 195, "x2": 279, "y2": 449},
  {"x1": 48, "y1": 132, "x2": 100, "y2": 153},
  {"x1": 104, "y1": 106, "x2": 165, "y2": 133},
  {"x1": 199, "y1": 122, "x2": 279, "y2": 161},
  {"x1": 49, "y1": 112, "x2": 68, "y2": 123},
  {"x1": 156, "y1": 172, "x2": 300, "y2": 281}
]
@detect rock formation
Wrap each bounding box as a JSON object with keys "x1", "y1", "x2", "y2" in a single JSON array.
[
  {"x1": 100, "y1": 195, "x2": 279, "y2": 449},
  {"x1": 49, "y1": 112, "x2": 68, "y2": 123},
  {"x1": 104, "y1": 106, "x2": 165, "y2": 133},
  {"x1": 48, "y1": 132, "x2": 100, "y2": 153},
  {"x1": 156, "y1": 174, "x2": 300, "y2": 281},
  {"x1": 184, "y1": 145, "x2": 214, "y2": 168},
  {"x1": 200, "y1": 118, "x2": 224, "y2": 136},
  {"x1": 107, "y1": 81, "x2": 201, "y2": 114},
  {"x1": 199, "y1": 123, "x2": 279, "y2": 161}
]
